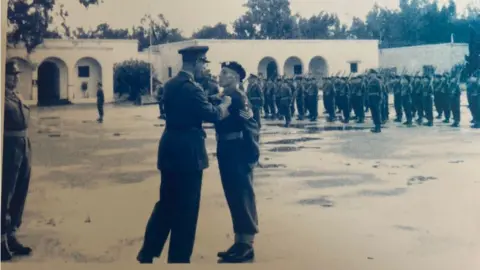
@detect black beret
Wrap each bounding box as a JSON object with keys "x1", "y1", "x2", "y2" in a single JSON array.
[
  {"x1": 248, "y1": 73, "x2": 258, "y2": 79},
  {"x1": 368, "y1": 69, "x2": 377, "y2": 74},
  {"x1": 6, "y1": 61, "x2": 21, "y2": 75},
  {"x1": 221, "y1": 61, "x2": 246, "y2": 82},
  {"x1": 178, "y1": 46, "x2": 210, "y2": 63}
]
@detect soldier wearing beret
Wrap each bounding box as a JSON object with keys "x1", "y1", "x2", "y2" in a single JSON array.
[
  {"x1": 2, "y1": 60, "x2": 33, "y2": 261},
  {"x1": 400, "y1": 75, "x2": 414, "y2": 126},
  {"x1": 448, "y1": 76, "x2": 461, "y2": 127},
  {"x1": 246, "y1": 74, "x2": 264, "y2": 128},
  {"x1": 215, "y1": 61, "x2": 260, "y2": 263},
  {"x1": 421, "y1": 75, "x2": 434, "y2": 126},
  {"x1": 137, "y1": 46, "x2": 233, "y2": 264}
]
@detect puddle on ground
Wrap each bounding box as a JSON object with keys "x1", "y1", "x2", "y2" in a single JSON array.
[
  {"x1": 394, "y1": 225, "x2": 418, "y2": 232},
  {"x1": 268, "y1": 146, "x2": 303, "y2": 152},
  {"x1": 153, "y1": 124, "x2": 164, "y2": 127},
  {"x1": 39, "y1": 116, "x2": 60, "y2": 120},
  {"x1": 357, "y1": 187, "x2": 407, "y2": 197},
  {"x1": 112, "y1": 171, "x2": 158, "y2": 184},
  {"x1": 306, "y1": 177, "x2": 376, "y2": 189},
  {"x1": 265, "y1": 123, "x2": 376, "y2": 134},
  {"x1": 407, "y1": 176, "x2": 438, "y2": 186},
  {"x1": 298, "y1": 196, "x2": 335, "y2": 207},
  {"x1": 257, "y1": 163, "x2": 287, "y2": 169},
  {"x1": 48, "y1": 133, "x2": 62, "y2": 137},
  {"x1": 264, "y1": 137, "x2": 322, "y2": 145}
]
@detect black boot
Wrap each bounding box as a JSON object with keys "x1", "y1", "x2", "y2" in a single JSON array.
[
  {"x1": 394, "y1": 118, "x2": 402, "y2": 123},
  {"x1": 442, "y1": 119, "x2": 450, "y2": 123},
  {"x1": 370, "y1": 126, "x2": 381, "y2": 133},
  {"x1": 423, "y1": 121, "x2": 433, "y2": 127},
  {"x1": 218, "y1": 243, "x2": 254, "y2": 263},
  {"x1": 450, "y1": 122, "x2": 459, "y2": 128},
  {"x1": 7, "y1": 236, "x2": 32, "y2": 256},
  {"x1": 1, "y1": 241, "x2": 12, "y2": 262}
]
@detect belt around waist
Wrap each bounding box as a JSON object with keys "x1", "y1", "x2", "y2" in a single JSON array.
[
  {"x1": 216, "y1": 131, "x2": 243, "y2": 141},
  {"x1": 4, "y1": 129, "x2": 28, "y2": 137}
]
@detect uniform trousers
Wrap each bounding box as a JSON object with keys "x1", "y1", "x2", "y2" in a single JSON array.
[
  {"x1": 138, "y1": 169, "x2": 203, "y2": 263},
  {"x1": 2, "y1": 136, "x2": 31, "y2": 238},
  {"x1": 217, "y1": 140, "x2": 259, "y2": 243}
]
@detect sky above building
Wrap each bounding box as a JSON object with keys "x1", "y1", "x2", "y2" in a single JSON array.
[{"x1": 56, "y1": 0, "x2": 473, "y2": 36}]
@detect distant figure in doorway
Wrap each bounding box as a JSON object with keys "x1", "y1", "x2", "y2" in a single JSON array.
[
  {"x1": 2, "y1": 60, "x2": 33, "y2": 261},
  {"x1": 96, "y1": 82, "x2": 104, "y2": 123}
]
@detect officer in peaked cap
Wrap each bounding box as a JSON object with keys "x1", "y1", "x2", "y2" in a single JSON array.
[
  {"x1": 137, "y1": 45, "x2": 233, "y2": 264},
  {"x1": 216, "y1": 61, "x2": 260, "y2": 263},
  {"x1": 246, "y1": 72, "x2": 264, "y2": 128},
  {"x1": 2, "y1": 60, "x2": 33, "y2": 261}
]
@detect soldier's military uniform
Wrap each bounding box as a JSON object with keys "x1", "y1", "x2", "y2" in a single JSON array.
[
  {"x1": 137, "y1": 46, "x2": 231, "y2": 264},
  {"x1": 391, "y1": 76, "x2": 403, "y2": 122},
  {"x1": 306, "y1": 78, "x2": 319, "y2": 121},
  {"x1": 412, "y1": 76, "x2": 424, "y2": 123},
  {"x1": 467, "y1": 75, "x2": 480, "y2": 128},
  {"x1": 275, "y1": 79, "x2": 283, "y2": 120},
  {"x1": 439, "y1": 75, "x2": 451, "y2": 123},
  {"x1": 322, "y1": 78, "x2": 336, "y2": 122},
  {"x1": 295, "y1": 77, "x2": 305, "y2": 120},
  {"x1": 247, "y1": 74, "x2": 264, "y2": 128},
  {"x1": 381, "y1": 76, "x2": 389, "y2": 123},
  {"x1": 96, "y1": 82, "x2": 105, "y2": 123},
  {"x1": 421, "y1": 76, "x2": 434, "y2": 126},
  {"x1": 350, "y1": 76, "x2": 365, "y2": 123},
  {"x1": 366, "y1": 70, "x2": 383, "y2": 133},
  {"x1": 156, "y1": 82, "x2": 166, "y2": 119},
  {"x1": 215, "y1": 62, "x2": 260, "y2": 263},
  {"x1": 433, "y1": 75, "x2": 444, "y2": 119},
  {"x1": 335, "y1": 77, "x2": 350, "y2": 123},
  {"x1": 449, "y1": 78, "x2": 461, "y2": 127},
  {"x1": 279, "y1": 80, "x2": 293, "y2": 127},
  {"x1": 400, "y1": 76, "x2": 413, "y2": 126},
  {"x1": 2, "y1": 61, "x2": 33, "y2": 261},
  {"x1": 265, "y1": 79, "x2": 276, "y2": 119}
]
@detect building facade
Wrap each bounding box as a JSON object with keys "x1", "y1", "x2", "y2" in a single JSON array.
[
  {"x1": 6, "y1": 39, "x2": 146, "y2": 106},
  {"x1": 150, "y1": 39, "x2": 380, "y2": 83},
  {"x1": 379, "y1": 43, "x2": 468, "y2": 75}
]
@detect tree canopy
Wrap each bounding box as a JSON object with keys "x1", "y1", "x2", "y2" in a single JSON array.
[{"x1": 6, "y1": 0, "x2": 480, "y2": 53}]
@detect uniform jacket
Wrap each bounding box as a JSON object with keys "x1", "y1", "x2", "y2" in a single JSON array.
[
  {"x1": 4, "y1": 92, "x2": 30, "y2": 132},
  {"x1": 247, "y1": 82, "x2": 264, "y2": 108},
  {"x1": 215, "y1": 88, "x2": 260, "y2": 165},
  {"x1": 157, "y1": 71, "x2": 227, "y2": 172}
]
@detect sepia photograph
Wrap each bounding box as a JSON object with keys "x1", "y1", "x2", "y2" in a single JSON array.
[{"x1": 1, "y1": 0, "x2": 480, "y2": 269}]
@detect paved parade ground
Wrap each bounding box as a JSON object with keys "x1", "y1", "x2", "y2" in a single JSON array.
[{"x1": 3, "y1": 102, "x2": 480, "y2": 270}]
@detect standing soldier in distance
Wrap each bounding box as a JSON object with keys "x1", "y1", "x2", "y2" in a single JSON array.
[
  {"x1": 306, "y1": 77, "x2": 319, "y2": 122},
  {"x1": 2, "y1": 60, "x2": 33, "y2": 261},
  {"x1": 322, "y1": 77, "x2": 336, "y2": 122},
  {"x1": 246, "y1": 74, "x2": 264, "y2": 128},
  {"x1": 366, "y1": 70, "x2": 383, "y2": 133},
  {"x1": 155, "y1": 79, "x2": 166, "y2": 119},
  {"x1": 137, "y1": 46, "x2": 232, "y2": 264},
  {"x1": 96, "y1": 82, "x2": 104, "y2": 123},
  {"x1": 215, "y1": 62, "x2": 260, "y2": 263},
  {"x1": 400, "y1": 75, "x2": 414, "y2": 127},
  {"x1": 295, "y1": 76, "x2": 306, "y2": 120},
  {"x1": 279, "y1": 79, "x2": 293, "y2": 127},
  {"x1": 449, "y1": 76, "x2": 461, "y2": 127},
  {"x1": 440, "y1": 74, "x2": 451, "y2": 123},
  {"x1": 421, "y1": 76, "x2": 434, "y2": 126},
  {"x1": 391, "y1": 75, "x2": 403, "y2": 123}
]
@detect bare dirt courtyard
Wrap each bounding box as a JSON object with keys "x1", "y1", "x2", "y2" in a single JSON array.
[{"x1": 3, "y1": 102, "x2": 480, "y2": 270}]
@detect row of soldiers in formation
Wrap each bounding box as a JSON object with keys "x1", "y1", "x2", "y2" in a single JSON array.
[
  {"x1": 243, "y1": 71, "x2": 480, "y2": 132},
  {"x1": 157, "y1": 70, "x2": 480, "y2": 133}
]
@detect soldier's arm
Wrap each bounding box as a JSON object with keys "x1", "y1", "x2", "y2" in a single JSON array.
[{"x1": 190, "y1": 84, "x2": 230, "y2": 123}]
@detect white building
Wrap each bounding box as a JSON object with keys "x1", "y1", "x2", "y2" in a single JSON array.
[
  {"x1": 6, "y1": 39, "x2": 147, "y2": 106},
  {"x1": 150, "y1": 39, "x2": 380, "y2": 83},
  {"x1": 379, "y1": 43, "x2": 468, "y2": 75}
]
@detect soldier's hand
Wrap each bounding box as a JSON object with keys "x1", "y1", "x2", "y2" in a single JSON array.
[{"x1": 221, "y1": 96, "x2": 232, "y2": 106}]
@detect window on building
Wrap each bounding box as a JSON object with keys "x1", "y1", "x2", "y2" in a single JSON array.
[
  {"x1": 350, "y1": 62, "x2": 359, "y2": 73},
  {"x1": 423, "y1": 65, "x2": 435, "y2": 76},
  {"x1": 293, "y1": 65, "x2": 302, "y2": 75},
  {"x1": 78, "y1": 66, "x2": 90, "y2": 78},
  {"x1": 168, "y1": 67, "x2": 173, "y2": 78}
]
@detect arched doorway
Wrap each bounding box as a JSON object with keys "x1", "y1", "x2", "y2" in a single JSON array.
[
  {"x1": 308, "y1": 56, "x2": 329, "y2": 78},
  {"x1": 74, "y1": 57, "x2": 103, "y2": 99},
  {"x1": 10, "y1": 58, "x2": 33, "y2": 100},
  {"x1": 37, "y1": 57, "x2": 69, "y2": 106},
  {"x1": 257, "y1": 57, "x2": 278, "y2": 79},
  {"x1": 283, "y1": 56, "x2": 303, "y2": 78}
]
